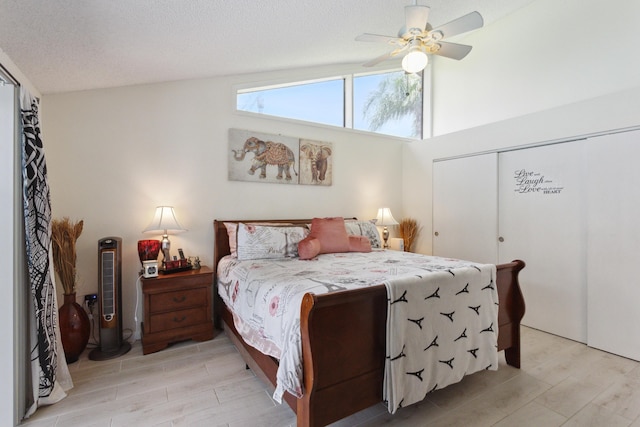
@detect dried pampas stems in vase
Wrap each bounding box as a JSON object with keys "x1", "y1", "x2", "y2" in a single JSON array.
[
  {"x1": 51, "y1": 217, "x2": 84, "y2": 295},
  {"x1": 51, "y1": 217, "x2": 89, "y2": 363},
  {"x1": 399, "y1": 218, "x2": 420, "y2": 253}
]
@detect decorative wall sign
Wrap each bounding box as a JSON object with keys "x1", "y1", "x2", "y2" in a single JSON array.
[
  {"x1": 513, "y1": 169, "x2": 564, "y2": 194},
  {"x1": 228, "y1": 129, "x2": 333, "y2": 186}
]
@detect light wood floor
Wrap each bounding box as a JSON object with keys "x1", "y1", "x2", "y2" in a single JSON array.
[{"x1": 20, "y1": 326, "x2": 640, "y2": 427}]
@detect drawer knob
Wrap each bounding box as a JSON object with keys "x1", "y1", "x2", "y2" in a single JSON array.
[
  {"x1": 173, "y1": 296, "x2": 187, "y2": 303},
  {"x1": 173, "y1": 316, "x2": 187, "y2": 323}
]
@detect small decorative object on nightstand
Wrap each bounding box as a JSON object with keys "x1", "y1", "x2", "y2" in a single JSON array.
[
  {"x1": 141, "y1": 266, "x2": 214, "y2": 355},
  {"x1": 138, "y1": 239, "x2": 160, "y2": 278}
]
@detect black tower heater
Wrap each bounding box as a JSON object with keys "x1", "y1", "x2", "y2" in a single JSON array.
[{"x1": 89, "y1": 237, "x2": 131, "y2": 360}]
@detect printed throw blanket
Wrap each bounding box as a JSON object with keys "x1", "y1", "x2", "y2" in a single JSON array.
[
  {"x1": 217, "y1": 250, "x2": 498, "y2": 409},
  {"x1": 383, "y1": 264, "x2": 498, "y2": 413}
]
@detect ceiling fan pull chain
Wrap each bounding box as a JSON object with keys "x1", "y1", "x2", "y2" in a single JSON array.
[{"x1": 405, "y1": 74, "x2": 410, "y2": 97}]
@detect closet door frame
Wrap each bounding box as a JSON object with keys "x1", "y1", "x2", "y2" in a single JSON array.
[{"x1": 0, "y1": 81, "x2": 20, "y2": 427}]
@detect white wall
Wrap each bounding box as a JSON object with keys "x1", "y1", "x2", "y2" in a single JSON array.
[
  {"x1": 432, "y1": 0, "x2": 640, "y2": 136},
  {"x1": 42, "y1": 65, "x2": 404, "y2": 340},
  {"x1": 404, "y1": 0, "x2": 640, "y2": 255}
]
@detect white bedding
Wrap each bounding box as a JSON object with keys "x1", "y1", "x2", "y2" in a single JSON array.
[{"x1": 216, "y1": 250, "x2": 498, "y2": 409}]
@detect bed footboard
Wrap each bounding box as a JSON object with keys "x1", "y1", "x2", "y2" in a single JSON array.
[
  {"x1": 297, "y1": 259, "x2": 525, "y2": 427},
  {"x1": 299, "y1": 286, "x2": 387, "y2": 427}
]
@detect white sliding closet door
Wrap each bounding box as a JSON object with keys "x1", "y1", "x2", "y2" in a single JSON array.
[
  {"x1": 587, "y1": 131, "x2": 640, "y2": 361},
  {"x1": 433, "y1": 153, "x2": 498, "y2": 264},
  {"x1": 498, "y1": 142, "x2": 587, "y2": 342}
]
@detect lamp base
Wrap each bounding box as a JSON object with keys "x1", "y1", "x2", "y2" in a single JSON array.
[
  {"x1": 161, "y1": 234, "x2": 171, "y2": 264},
  {"x1": 383, "y1": 226, "x2": 390, "y2": 249}
]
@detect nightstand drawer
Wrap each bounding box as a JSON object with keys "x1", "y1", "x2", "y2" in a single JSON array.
[
  {"x1": 148, "y1": 307, "x2": 208, "y2": 333},
  {"x1": 148, "y1": 287, "x2": 207, "y2": 313}
]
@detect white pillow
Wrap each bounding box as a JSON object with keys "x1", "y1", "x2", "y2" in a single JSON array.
[
  {"x1": 224, "y1": 221, "x2": 298, "y2": 258},
  {"x1": 236, "y1": 223, "x2": 309, "y2": 260}
]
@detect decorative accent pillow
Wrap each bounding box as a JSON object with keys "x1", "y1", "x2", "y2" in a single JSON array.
[
  {"x1": 348, "y1": 235, "x2": 372, "y2": 253},
  {"x1": 345, "y1": 219, "x2": 382, "y2": 249},
  {"x1": 224, "y1": 221, "x2": 297, "y2": 258},
  {"x1": 236, "y1": 223, "x2": 309, "y2": 261},
  {"x1": 299, "y1": 217, "x2": 371, "y2": 260},
  {"x1": 310, "y1": 217, "x2": 350, "y2": 253},
  {"x1": 223, "y1": 222, "x2": 239, "y2": 257},
  {"x1": 298, "y1": 237, "x2": 322, "y2": 260}
]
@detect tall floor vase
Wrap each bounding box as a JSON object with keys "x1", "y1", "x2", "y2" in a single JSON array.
[{"x1": 58, "y1": 293, "x2": 90, "y2": 363}]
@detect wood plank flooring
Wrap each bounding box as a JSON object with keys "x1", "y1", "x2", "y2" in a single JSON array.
[{"x1": 20, "y1": 326, "x2": 640, "y2": 426}]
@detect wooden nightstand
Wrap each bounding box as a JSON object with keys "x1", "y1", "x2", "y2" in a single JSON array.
[{"x1": 141, "y1": 266, "x2": 214, "y2": 355}]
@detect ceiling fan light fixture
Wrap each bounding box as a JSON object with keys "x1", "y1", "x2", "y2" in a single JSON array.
[{"x1": 402, "y1": 48, "x2": 428, "y2": 73}]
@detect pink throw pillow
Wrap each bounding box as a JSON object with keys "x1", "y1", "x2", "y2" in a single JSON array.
[
  {"x1": 348, "y1": 235, "x2": 372, "y2": 253},
  {"x1": 310, "y1": 217, "x2": 350, "y2": 254},
  {"x1": 298, "y1": 237, "x2": 322, "y2": 260},
  {"x1": 298, "y1": 217, "x2": 372, "y2": 259}
]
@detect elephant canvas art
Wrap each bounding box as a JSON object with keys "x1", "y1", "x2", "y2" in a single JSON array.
[
  {"x1": 228, "y1": 129, "x2": 299, "y2": 185},
  {"x1": 228, "y1": 129, "x2": 333, "y2": 186},
  {"x1": 299, "y1": 139, "x2": 332, "y2": 186}
]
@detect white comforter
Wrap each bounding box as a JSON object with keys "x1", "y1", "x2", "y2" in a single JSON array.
[{"x1": 216, "y1": 250, "x2": 498, "y2": 410}]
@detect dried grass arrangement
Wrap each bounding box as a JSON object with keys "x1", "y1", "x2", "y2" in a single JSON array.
[
  {"x1": 398, "y1": 218, "x2": 420, "y2": 253},
  {"x1": 51, "y1": 218, "x2": 84, "y2": 295}
]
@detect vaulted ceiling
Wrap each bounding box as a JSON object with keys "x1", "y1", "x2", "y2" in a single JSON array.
[{"x1": 0, "y1": 0, "x2": 536, "y2": 94}]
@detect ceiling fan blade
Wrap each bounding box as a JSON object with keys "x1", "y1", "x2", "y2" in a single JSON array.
[
  {"x1": 356, "y1": 33, "x2": 402, "y2": 45},
  {"x1": 405, "y1": 5, "x2": 430, "y2": 33},
  {"x1": 430, "y1": 11, "x2": 483, "y2": 39},
  {"x1": 362, "y1": 46, "x2": 407, "y2": 67},
  {"x1": 431, "y1": 41, "x2": 473, "y2": 60}
]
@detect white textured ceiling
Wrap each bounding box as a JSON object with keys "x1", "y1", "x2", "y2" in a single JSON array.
[{"x1": 0, "y1": 0, "x2": 536, "y2": 94}]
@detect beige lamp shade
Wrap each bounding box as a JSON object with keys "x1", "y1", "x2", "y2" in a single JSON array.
[
  {"x1": 143, "y1": 206, "x2": 186, "y2": 264},
  {"x1": 376, "y1": 207, "x2": 399, "y2": 226},
  {"x1": 143, "y1": 206, "x2": 186, "y2": 234}
]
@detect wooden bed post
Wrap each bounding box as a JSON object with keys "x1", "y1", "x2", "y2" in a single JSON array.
[{"x1": 496, "y1": 259, "x2": 526, "y2": 368}]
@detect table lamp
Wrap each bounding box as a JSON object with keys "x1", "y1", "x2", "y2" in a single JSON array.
[
  {"x1": 376, "y1": 207, "x2": 399, "y2": 249},
  {"x1": 142, "y1": 206, "x2": 186, "y2": 266}
]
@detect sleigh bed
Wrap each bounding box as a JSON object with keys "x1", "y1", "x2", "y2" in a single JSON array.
[{"x1": 213, "y1": 219, "x2": 525, "y2": 427}]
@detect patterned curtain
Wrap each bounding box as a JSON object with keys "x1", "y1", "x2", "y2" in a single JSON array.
[{"x1": 20, "y1": 87, "x2": 72, "y2": 418}]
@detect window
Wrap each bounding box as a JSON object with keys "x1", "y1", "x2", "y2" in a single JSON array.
[
  {"x1": 237, "y1": 79, "x2": 344, "y2": 127},
  {"x1": 353, "y1": 71, "x2": 422, "y2": 139},
  {"x1": 236, "y1": 69, "x2": 426, "y2": 139}
]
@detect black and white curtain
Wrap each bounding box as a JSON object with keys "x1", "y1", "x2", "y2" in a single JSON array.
[{"x1": 20, "y1": 87, "x2": 72, "y2": 418}]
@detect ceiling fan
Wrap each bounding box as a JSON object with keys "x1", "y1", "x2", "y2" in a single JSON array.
[{"x1": 355, "y1": 4, "x2": 483, "y2": 73}]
